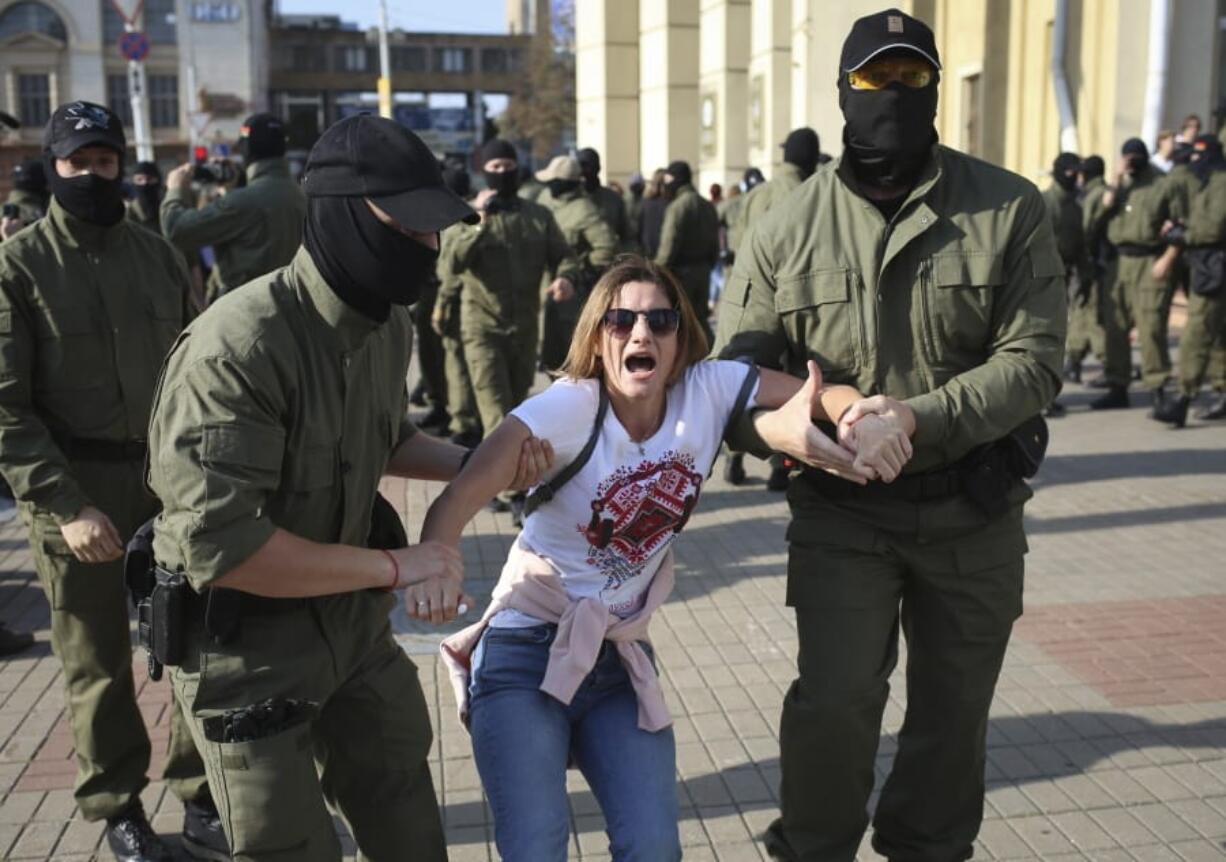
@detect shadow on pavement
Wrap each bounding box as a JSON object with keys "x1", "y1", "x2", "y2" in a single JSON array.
[
  {"x1": 1024, "y1": 501, "x2": 1226, "y2": 534},
  {"x1": 439, "y1": 711, "x2": 1226, "y2": 843},
  {"x1": 1036, "y1": 448, "x2": 1226, "y2": 487}
]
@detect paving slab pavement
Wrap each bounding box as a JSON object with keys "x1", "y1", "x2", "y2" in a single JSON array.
[{"x1": 0, "y1": 361, "x2": 1223, "y2": 861}]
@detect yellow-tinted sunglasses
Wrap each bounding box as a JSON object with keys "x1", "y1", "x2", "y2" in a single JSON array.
[{"x1": 847, "y1": 57, "x2": 935, "y2": 91}]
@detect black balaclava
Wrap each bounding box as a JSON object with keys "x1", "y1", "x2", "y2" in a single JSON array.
[
  {"x1": 782, "y1": 128, "x2": 821, "y2": 179},
  {"x1": 45, "y1": 154, "x2": 126, "y2": 226},
  {"x1": 577, "y1": 147, "x2": 602, "y2": 193},
  {"x1": 1191, "y1": 134, "x2": 1226, "y2": 182},
  {"x1": 480, "y1": 138, "x2": 520, "y2": 198},
  {"x1": 239, "y1": 113, "x2": 287, "y2": 163},
  {"x1": 1121, "y1": 138, "x2": 1149, "y2": 176},
  {"x1": 664, "y1": 160, "x2": 692, "y2": 196},
  {"x1": 838, "y1": 62, "x2": 939, "y2": 190},
  {"x1": 1078, "y1": 155, "x2": 1105, "y2": 185},
  {"x1": 1052, "y1": 152, "x2": 1081, "y2": 193},
  {"x1": 133, "y1": 160, "x2": 163, "y2": 215},
  {"x1": 303, "y1": 196, "x2": 438, "y2": 322},
  {"x1": 547, "y1": 178, "x2": 580, "y2": 198}
]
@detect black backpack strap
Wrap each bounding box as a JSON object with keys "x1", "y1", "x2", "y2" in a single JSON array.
[
  {"x1": 523, "y1": 384, "x2": 609, "y2": 518},
  {"x1": 720, "y1": 363, "x2": 760, "y2": 446}
]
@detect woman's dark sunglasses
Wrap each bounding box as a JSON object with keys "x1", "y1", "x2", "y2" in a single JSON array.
[{"x1": 600, "y1": 308, "x2": 681, "y2": 337}]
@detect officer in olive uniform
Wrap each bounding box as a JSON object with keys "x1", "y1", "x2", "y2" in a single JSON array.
[
  {"x1": 435, "y1": 222, "x2": 482, "y2": 448},
  {"x1": 1067, "y1": 156, "x2": 1111, "y2": 389},
  {"x1": 655, "y1": 160, "x2": 720, "y2": 341},
  {"x1": 1043, "y1": 152, "x2": 1092, "y2": 417},
  {"x1": 577, "y1": 147, "x2": 634, "y2": 251},
  {"x1": 0, "y1": 102, "x2": 220, "y2": 862},
  {"x1": 2, "y1": 160, "x2": 48, "y2": 235},
  {"x1": 411, "y1": 271, "x2": 449, "y2": 431},
  {"x1": 1153, "y1": 135, "x2": 1226, "y2": 426},
  {"x1": 147, "y1": 115, "x2": 550, "y2": 861},
  {"x1": 1100, "y1": 138, "x2": 1186, "y2": 411},
  {"x1": 439, "y1": 139, "x2": 579, "y2": 441},
  {"x1": 161, "y1": 113, "x2": 307, "y2": 301},
  {"x1": 715, "y1": 12, "x2": 1065, "y2": 860},
  {"x1": 534, "y1": 154, "x2": 618, "y2": 370},
  {"x1": 736, "y1": 129, "x2": 820, "y2": 244},
  {"x1": 127, "y1": 161, "x2": 164, "y2": 235}
]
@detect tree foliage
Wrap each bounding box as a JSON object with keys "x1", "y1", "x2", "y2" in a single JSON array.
[{"x1": 498, "y1": 0, "x2": 575, "y2": 162}]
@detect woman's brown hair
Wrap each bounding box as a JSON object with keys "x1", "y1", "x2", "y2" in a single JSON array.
[{"x1": 559, "y1": 255, "x2": 709, "y2": 386}]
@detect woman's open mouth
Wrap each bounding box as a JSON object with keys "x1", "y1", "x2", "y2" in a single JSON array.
[{"x1": 624, "y1": 354, "x2": 657, "y2": 378}]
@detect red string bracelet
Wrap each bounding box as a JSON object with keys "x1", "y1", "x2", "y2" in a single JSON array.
[{"x1": 379, "y1": 549, "x2": 400, "y2": 591}]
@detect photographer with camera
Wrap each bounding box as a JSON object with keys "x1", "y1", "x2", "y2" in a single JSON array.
[{"x1": 161, "y1": 113, "x2": 306, "y2": 303}]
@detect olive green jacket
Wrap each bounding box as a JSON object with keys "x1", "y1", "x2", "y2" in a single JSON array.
[
  {"x1": 438, "y1": 198, "x2": 579, "y2": 336},
  {"x1": 589, "y1": 185, "x2": 632, "y2": 250},
  {"x1": 715, "y1": 145, "x2": 1067, "y2": 473},
  {"x1": 655, "y1": 184, "x2": 720, "y2": 280},
  {"x1": 543, "y1": 187, "x2": 617, "y2": 286},
  {"x1": 734, "y1": 162, "x2": 808, "y2": 252},
  {"x1": 719, "y1": 194, "x2": 746, "y2": 258},
  {"x1": 4, "y1": 189, "x2": 47, "y2": 227},
  {"x1": 1105, "y1": 165, "x2": 1184, "y2": 247},
  {"x1": 0, "y1": 198, "x2": 194, "y2": 522},
  {"x1": 1081, "y1": 177, "x2": 1111, "y2": 240},
  {"x1": 160, "y1": 157, "x2": 307, "y2": 296},
  {"x1": 519, "y1": 178, "x2": 546, "y2": 203},
  {"x1": 148, "y1": 247, "x2": 416, "y2": 590},
  {"x1": 1185, "y1": 170, "x2": 1226, "y2": 246},
  {"x1": 127, "y1": 196, "x2": 162, "y2": 235}
]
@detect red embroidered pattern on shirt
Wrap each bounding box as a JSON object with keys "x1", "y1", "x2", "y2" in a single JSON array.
[{"x1": 577, "y1": 451, "x2": 703, "y2": 602}]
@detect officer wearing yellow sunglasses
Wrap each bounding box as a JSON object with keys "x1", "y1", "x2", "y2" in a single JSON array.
[{"x1": 715, "y1": 8, "x2": 1066, "y2": 861}]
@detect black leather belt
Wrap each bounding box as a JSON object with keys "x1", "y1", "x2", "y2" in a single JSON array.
[
  {"x1": 801, "y1": 463, "x2": 964, "y2": 503},
  {"x1": 63, "y1": 437, "x2": 148, "y2": 462},
  {"x1": 1115, "y1": 243, "x2": 1164, "y2": 257}
]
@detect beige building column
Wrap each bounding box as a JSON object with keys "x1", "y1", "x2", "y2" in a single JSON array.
[
  {"x1": 698, "y1": 0, "x2": 750, "y2": 192},
  {"x1": 747, "y1": 0, "x2": 791, "y2": 178},
  {"x1": 575, "y1": 0, "x2": 640, "y2": 182},
  {"x1": 639, "y1": 0, "x2": 700, "y2": 175}
]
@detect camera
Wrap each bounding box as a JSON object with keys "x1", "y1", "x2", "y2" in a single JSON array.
[
  {"x1": 1, "y1": 203, "x2": 19, "y2": 220},
  {"x1": 192, "y1": 158, "x2": 240, "y2": 186}
]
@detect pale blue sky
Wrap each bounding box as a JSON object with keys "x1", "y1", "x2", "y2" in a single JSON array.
[{"x1": 275, "y1": 0, "x2": 506, "y2": 33}]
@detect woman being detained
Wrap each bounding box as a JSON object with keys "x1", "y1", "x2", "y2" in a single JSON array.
[{"x1": 411, "y1": 257, "x2": 913, "y2": 862}]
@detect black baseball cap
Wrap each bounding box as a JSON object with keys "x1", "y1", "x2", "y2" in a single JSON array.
[
  {"x1": 839, "y1": 8, "x2": 941, "y2": 73},
  {"x1": 42, "y1": 101, "x2": 126, "y2": 158},
  {"x1": 239, "y1": 113, "x2": 288, "y2": 160},
  {"x1": 302, "y1": 114, "x2": 478, "y2": 232}
]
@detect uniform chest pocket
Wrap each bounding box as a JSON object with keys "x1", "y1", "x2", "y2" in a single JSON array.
[
  {"x1": 922, "y1": 252, "x2": 1004, "y2": 356},
  {"x1": 31, "y1": 301, "x2": 110, "y2": 392},
  {"x1": 774, "y1": 269, "x2": 860, "y2": 372}
]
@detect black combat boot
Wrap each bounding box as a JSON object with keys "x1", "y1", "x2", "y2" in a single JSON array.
[
  {"x1": 0, "y1": 623, "x2": 33, "y2": 657},
  {"x1": 1089, "y1": 386, "x2": 1130, "y2": 410},
  {"x1": 106, "y1": 802, "x2": 175, "y2": 862},
  {"x1": 181, "y1": 792, "x2": 231, "y2": 861},
  {"x1": 1152, "y1": 394, "x2": 1191, "y2": 428},
  {"x1": 408, "y1": 379, "x2": 428, "y2": 407},
  {"x1": 415, "y1": 403, "x2": 449, "y2": 432},
  {"x1": 1045, "y1": 400, "x2": 1067, "y2": 417},
  {"x1": 722, "y1": 453, "x2": 746, "y2": 486},
  {"x1": 1148, "y1": 387, "x2": 1169, "y2": 418},
  {"x1": 1196, "y1": 390, "x2": 1226, "y2": 420}
]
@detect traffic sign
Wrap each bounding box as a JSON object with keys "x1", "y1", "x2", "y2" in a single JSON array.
[{"x1": 118, "y1": 31, "x2": 151, "y2": 62}]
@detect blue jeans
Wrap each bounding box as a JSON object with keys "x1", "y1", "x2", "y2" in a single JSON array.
[{"x1": 469, "y1": 624, "x2": 682, "y2": 862}]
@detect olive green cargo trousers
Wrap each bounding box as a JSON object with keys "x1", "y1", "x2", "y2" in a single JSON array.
[
  {"x1": 24, "y1": 461, "x2": 206, "y2": 820},
  {"x1": 768, "y1": 482, "x2": 1027, "y2": 862},
  {"x1": 171, "y1": 592, "x2": 445, "y2": 862},
  {"x1": 1102, "y1": 253, "x2": 1174, "y2": 389}
]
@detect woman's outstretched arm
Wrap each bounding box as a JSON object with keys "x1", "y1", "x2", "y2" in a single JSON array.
[{"x1": 754, "y1": 365, "x2": 864, "y2": 423}]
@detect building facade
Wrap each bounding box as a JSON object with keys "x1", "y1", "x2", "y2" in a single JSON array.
[
  {"x1": 268, "y1": 15, "x2": 532, "y2": 159},
  {"x1": 0, "y1": 0, "x2": 270, "y2": 187},
  {"x1": 577, "y1": 0, "x2": 1226, "y2": 191}
]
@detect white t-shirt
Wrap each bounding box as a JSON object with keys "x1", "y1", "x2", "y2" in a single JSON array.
[{"x1": 492, "y1": 360, "x2": 759, "y2": 628}]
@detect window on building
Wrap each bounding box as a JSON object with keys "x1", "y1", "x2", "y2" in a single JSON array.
[
  {"x1": 107, "y1": 74, "x2": 134, "y2": 125},
  {"x1": 507, "y1": 48, "x2": 523, "y2": 72},
  {"x1": 434, "y1": 47, "x2": 471, "y2": 74},
  {"x1": 145, "y1": 0, "x2": 176, "y2": 44},
  {"x1": 17, "y1": 74, "x2": 51, "y2": 127},
  {"x1": 480, "y1": 47, "x2": 508, "y2": 73},
  {"x1": 961, "y1": 73, "x2": 982, "y2": 158},
  {"x1": 0, "y1": 1, "x2": 67, "y2": 41},
  {"x1": 335, "y1": 45, "x2": 375, "y2": 73},
  {"x1": 392, "y1": 45, "x2": 427, "y2": 73},
  {"x1": 292, "y1": 45, "x2": 327, "y2": 72},
  {"x1": 149, "y1": 74, "x2": 179, "y2": 128}
]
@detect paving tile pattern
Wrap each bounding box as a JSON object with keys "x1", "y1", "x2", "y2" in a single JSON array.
[{"x1": 0, "y1": 353, "x2": 1223, "y2": 860}]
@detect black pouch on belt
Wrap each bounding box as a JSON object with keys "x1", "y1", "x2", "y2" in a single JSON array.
[{"x1": 148, "y1": 568, "x2": 190, "y2": 670}]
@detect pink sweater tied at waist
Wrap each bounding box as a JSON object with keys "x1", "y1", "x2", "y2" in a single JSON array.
[{"x1": 439, "y1": 539, "x2": 676, "y2": 733}]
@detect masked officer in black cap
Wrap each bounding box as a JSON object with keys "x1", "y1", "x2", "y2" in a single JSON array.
[
  {"x1": 161, "y1": 113, "x2": 307, "y2": 302},
  {"x1": 1043, "y1": 151, "x2": 1092, "y2": 417},
  {"x1": 127, "y1": 161, "x2": 164, "y2": 234},
  {"x1": 576, "y1": 146, "x2": 634, "y2": 250},
  {"x1": 715, "y1": 9, "x2": 1065, "y2": 860},
  {"x1": 655, "y1": 159, "x2": 720, "y2": 340},
  {"x1": 0, "y1": 100, "x2": 222, "y2": 862},
  {"x1": 146, "y1": 115, "x2": 552, "y2": 860}
]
